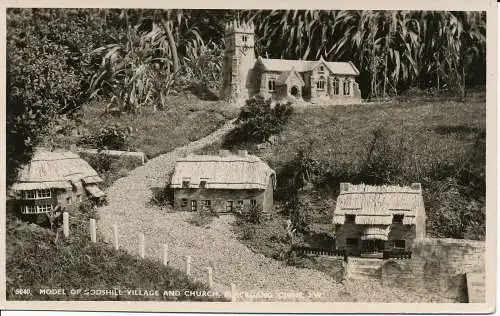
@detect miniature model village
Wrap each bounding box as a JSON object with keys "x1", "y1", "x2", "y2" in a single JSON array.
[{"x1": 8, "y1": 20, "x2": 424, "y2": 259}]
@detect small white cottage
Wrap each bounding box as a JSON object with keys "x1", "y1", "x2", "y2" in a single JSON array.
[{"x1": 10, "y1": 148, "x2": 106, "y2": 215}]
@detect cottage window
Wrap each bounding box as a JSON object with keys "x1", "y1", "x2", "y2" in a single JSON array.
[
  {"x1": 343, "y1": 79, "x2": 351, "y2": 95},
  {"x1": 200, "y1": 180, "x2": 207, "y2": 188},
  {"x1": 268, "y1": 79, "x2": 276, "y2": 92},
  {"x1": 182, "y1": 181, "x2": 190, "y2": 188},
  {"x1": 191, "y1": 200, "x2": 197, "y2": 212},
  {"x1": 23, "y1": 189, "x2": 51, "y2": 200},
  {"x1": 332, "y1": 78, "x2": 340, "y2": 95},
  {"x1": 394, "y1": 240, "x2": 406, "y2": 249},
  {"x1": 250, "y1": 199, "x2": 257, "y2": 207},
  {"x1": 181, "y1": 199, "x2": 188, "y2": 208},
  {"x1": 23, "y1": 205, "x2": 38, "y2": 214},
  {"x1": 23, "y1": 204, "x2": 53, "y2": 214},
  {"x1": 393, "y1": 214, "x2": 404, "y2": 223},
  {"x1": 38, "y1": 204, "x2": 53, "y2": 213},
  {"x1": 202, "y1": 200, "x2": 212, "y2": 210},
  {"x1": 346, "y1": 238, "x2": 358, "y2": 247},
  {"x1": 316, "y1": 77, "x2": 326, "y2": 90},
  {"x1": 226, "y1": 200, "x2": 234, "y2": 212},
  {"x1": 345, "y1": 214, "x2": 356, "y2": 223}
]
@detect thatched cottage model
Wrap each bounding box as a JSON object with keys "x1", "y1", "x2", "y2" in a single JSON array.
[
  {"x1": 220, "y1": 20, "x2": 362, "y2": 106},
  {"x1": 170, "y1": 150, "x2": 276, "y2": 213},
  {"x1": 10, "y1": 148, "x2": 106, "y2": 214},
  {"x1": 333, "y1": 183, "x2": 426, "y2": 257}
]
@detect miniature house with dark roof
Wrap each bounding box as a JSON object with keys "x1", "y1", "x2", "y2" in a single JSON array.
[{"x1": 220, "y1": 20, "x2": 362, "y2": 106}]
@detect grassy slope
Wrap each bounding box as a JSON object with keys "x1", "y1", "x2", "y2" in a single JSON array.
[
  {"x1": 261, "y1": 96, "x2": 485, "y2": 184},
  {"x1": 6, "y1": 213, "x2": 224, "y2": 301},
  {"x1": 75, "y1": 95, "x2": 239, "y2": 158},
  {"x1": 208, "y1": 93, "x2": 485, "y2": 272}
]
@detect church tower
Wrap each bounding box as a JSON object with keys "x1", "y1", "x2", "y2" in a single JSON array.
[{"x1": 220, "y1": 20, "x2": 255, "y2": 106}]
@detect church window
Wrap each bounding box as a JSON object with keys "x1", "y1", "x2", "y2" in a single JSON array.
[
  {"x1": 344, "y1": 79, "x2": 351, "y2": 95},
  {"x1": 332, "y1": 77, "x2": 340, "y2": 95},
  {"x1": 268, "y1": 79, "x2": 276, "y2": 92},
  {"x1": 242, "y1": 35, "x2": 248, "y2": 43},
  {"x1": 316, "y1": 77, "x2": 326, "y2": 90},
  {"x1": 319, "y1": 65, "x2": 325, "y2": 73}
]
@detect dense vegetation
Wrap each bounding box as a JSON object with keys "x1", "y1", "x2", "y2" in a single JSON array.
[{"x1": 6, "y1": 9, "x2": 486, "y2": 186}]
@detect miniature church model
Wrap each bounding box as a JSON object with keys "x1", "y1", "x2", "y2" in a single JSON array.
[{"x1": 220, "y1": 20, "x2": 362, "y2": 106}]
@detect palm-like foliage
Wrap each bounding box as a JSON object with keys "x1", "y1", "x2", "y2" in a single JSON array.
[
  {"x1": 88, "y1": 9, "x2": 485, "y2": 104},
  {"x1": 246, "y1": 10, "x2": 486, "y2": 98}
]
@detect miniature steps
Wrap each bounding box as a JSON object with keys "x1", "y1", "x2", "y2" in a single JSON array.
[{"x1": 346, "y1": 257, "x2": 384, "y2": 280}]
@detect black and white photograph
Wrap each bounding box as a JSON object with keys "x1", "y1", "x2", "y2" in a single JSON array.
[{"x1": 1, "y1": 2, "x2": 496, "y2": 313}]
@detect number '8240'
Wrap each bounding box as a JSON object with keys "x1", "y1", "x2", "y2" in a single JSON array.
[{"x1": 14, "y1": 288, "x2": 32, "y2": 295}]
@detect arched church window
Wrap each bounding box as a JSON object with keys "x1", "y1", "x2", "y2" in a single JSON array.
[
  {"x1": 268, "y1": 79, "x2": 276, "y2": 92},
  {"x1": 343, "y1": 79, "x2": 351, "y2": 95},
  {"x1": 316, "y1": 76, "x2": 326, "y2": 90},
  {"x1": 332, "y1": 77, "x2": 340, "y2": 95},
  {"x1": 319, "y1": 65, "x2": 325, "y2": 73}
]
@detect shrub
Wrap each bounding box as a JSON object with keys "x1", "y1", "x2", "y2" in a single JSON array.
[
  {"x1": 78, "y1": 124, "x2": 131, "y2": 151},
  {"x1": 224, "y1": 96, "x2": 293, "y2": 146},
  {"x1": 238, "y1": 204, "x2": 265, "y2": 224},
  {"x1": 425, "y1": 178, "x2": 485, "y2": 240},
  {"x1": 187, "y1": 207, "x2": 218, "y2": 227},
  {"x1": 286, "y1": 194, "x2": 313, "y2": 234}
]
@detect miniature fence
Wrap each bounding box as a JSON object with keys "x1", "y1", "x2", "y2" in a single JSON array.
[
  {"x1": 61, "y1": 212, "x2": 239, "y2": 302},
  {"x1": 292, "y1": 245, "x2": 347, "y2": 260},
  {"x1": 382, "y1": 250, "x2": 412, "y2": 260}
]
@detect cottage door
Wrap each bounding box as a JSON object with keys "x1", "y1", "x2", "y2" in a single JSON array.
[{"x1": 363, "y1": 239, "x2": 385, "y2": 253}]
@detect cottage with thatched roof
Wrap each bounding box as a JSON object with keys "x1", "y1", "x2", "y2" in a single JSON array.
[
  {"x1": 170, "y1": 150, "x2": 276, "y2": 213},
  {"x1": 10, "y1": 148, "x2": 106, "y2": 215},
  {"x1": 333, "y1": 183, "x2": 426, "y2": 257}
]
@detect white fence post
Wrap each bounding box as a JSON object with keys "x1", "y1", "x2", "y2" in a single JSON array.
[
  {"x1": 63, "y1": 212, "x2": 69, "y2": 238},
  {"x1": 206, "y1": 267, "x2": 213, "y2": 288},
  {"x1": 185, "y1": 256, "x2": 191, "y2": 276},
  {"x1": 89, "y1": 219, "x2": 96, "y2": 243},
  {"x1": 139, "y1": 233, "x2": 145, "y2": 258},
  {"x1": 113, "y1": 224, "x2": 119, "y2": 250},
  {"x1": 231, "y1": 283, "x2": 237, "y2": 302},
  {"x1": 162, "y1": 244, "x2": 168, "y2": 266}
]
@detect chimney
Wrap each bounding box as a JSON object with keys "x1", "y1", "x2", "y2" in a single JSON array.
[
  {"x1": 410, "y1": 183, "x2": 422, "y2": 191},
  {"x1": 219, "y1": 149, "x2": 230, "y2": 157},
  {"x1": 339, "y1": 183, "x2": 350, "y2": 192},
  {"x1": 237, "y1": 149, "x2": 248, "y2": 157}
]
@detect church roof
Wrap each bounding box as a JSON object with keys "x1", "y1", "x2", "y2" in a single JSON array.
[
  {"x1": 257, "y1": 57, "x2": 359, "y2": 75},
  {"x1": 276, "y1": 67, "x2": 305, "y2": 86}
]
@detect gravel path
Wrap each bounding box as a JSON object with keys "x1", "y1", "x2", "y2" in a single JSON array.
[{"x1": 96, "y1": 119, "x2": 453, "y2": 303}]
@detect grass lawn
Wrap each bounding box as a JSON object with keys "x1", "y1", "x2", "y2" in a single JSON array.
[
  {"x1": 5, "y1": 212, "x2": 225, "y2": 301},
  {"x1": 73, "y1": 95, "x2": 239, "y2": 159}
]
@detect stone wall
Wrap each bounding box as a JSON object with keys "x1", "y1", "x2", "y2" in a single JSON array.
[
  {"x1": 78, "y1": 149, "x2": 146, "y2": 170},
  {"x1": 380, "y1": 238, "x2": 485, "y2": 302}
]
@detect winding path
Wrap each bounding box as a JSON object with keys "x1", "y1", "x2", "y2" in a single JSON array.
[{"x1": 96, "y1": 119, "x2": 451, "y2": 302}]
